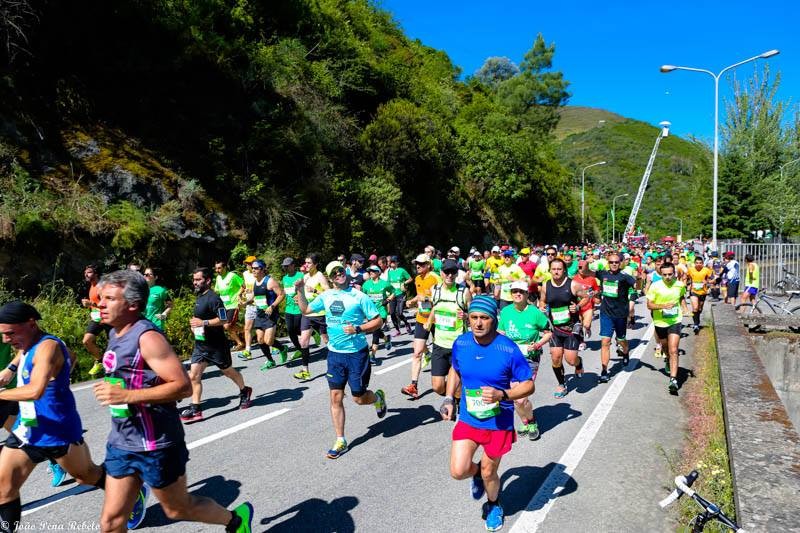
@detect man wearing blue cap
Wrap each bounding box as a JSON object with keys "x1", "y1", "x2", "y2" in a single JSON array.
[{"x1": 440, "y1": 295, "x2": 533, "y2": 532}]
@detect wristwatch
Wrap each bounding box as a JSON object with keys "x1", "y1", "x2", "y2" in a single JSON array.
[
  {"x1": 354, "y1": 325, "x2": 363, "y2": 334},
  {"x1": 6, "y1": 363, "x2": 17, "y2": 373},
  {"x1": 203, "y1": 320, "x2": 209, "y2": 327},
  {"x1": 501, "y1": 389, "x2": 509, "y2": 401}
]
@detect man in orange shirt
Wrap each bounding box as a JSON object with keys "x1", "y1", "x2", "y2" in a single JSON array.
[
  {"x1": 401, "y1": 254, "x2": 441, "y2": 399},
  {"x1": 686, "y1": 256, "x2": 713, "y2": 334},
  {"x1": 81, "y1": 264, "x2": 111, "y2": 377}
]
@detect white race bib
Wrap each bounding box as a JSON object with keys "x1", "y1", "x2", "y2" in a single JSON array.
[
  {"x1": 662, "y1": 306, "x2": 679, "y2": 318},
  {"x1": 90, "y1": 309, "x2": 101, "y2": 322},
  {"x1": 465, "y1": 389, "x2": 500, "y2": 419},
  {"x1": 551, "y1": 306, "x2": 570, "y2": 325}
]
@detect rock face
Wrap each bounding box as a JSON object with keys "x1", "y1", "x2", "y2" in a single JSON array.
[{"x1": 92, "y1": 165, "x2": 170, "y2": 208}]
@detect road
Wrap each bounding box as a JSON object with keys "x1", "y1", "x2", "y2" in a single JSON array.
[{"x1": 13, "y1": 299, "x2": 695, "y2": 532}]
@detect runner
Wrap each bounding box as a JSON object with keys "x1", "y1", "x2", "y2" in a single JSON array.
[
  {"x1": 532, "y1": 247, "x2": 556, "y2": 288},
  {"x1": 686, "y1": 257, "x2": 714, "y2": 334},
  {"x1": 0, "y1": 300, "x2": 148, "y2": 532},
  {"x1": 91, "y1": 271, "x2": 253, "y2": 532},
  {"x1": 280, "y1": 257, "x2": 304, "y2": 362},
  {"x1": 401, "y1": 254, "x2": 441, "y2": 399},
  {"x1": 439, "y1": 295, "x2": 534, "y2": 532},
  {"x1": 427, "y1": 259, "x2": 471, "y2": 399},
  {"x1": 179, "y1": 267, "x2": 253, "y2": 423},
  {"x1": 572, "y1": 259, "x2": 599, "y2": 350},
  {"x1": 564, "y1": 251, "x2": 579, "y2": 278},
  {"x1": 294, "y1": 253, "x2": 331, "y2": 381},
  {"x1": 213, "y1": 261, "x2": 245, "y2": 351},
  {"x1": 295, "y1": 261, "x2": 388, "y2": 459},
  {"x1": 362, "y1": 265, "x2": 395, "y2": 365},
  {"x1": 646, "y1": 262, "x2": 689, "y2": 394},
  {"x1": 722, "y1": 251, "x2": 740, "y2": 305},
  {"x1": 467, "y1": 250, "x2": 487, "y2": 295},
  {"x1": 494, "y1": 250, "x2": 527, "y2": 311},
  {"x1": 239, "y1": 256, "x2": 257, "y2": 360},
  {"x1": 539, "y1": 258, "x2": 587, "y2": 398},
  {"x1": 621, "y1": 254, "x2": 640, "y2": 327},
  {"x1": 386, "y1": 256, "x2": 414, "y2": 336},
  {"x1": 497, "y1": 281, "x2": 551, "y2": 441},
  {"x1": 595, "y1": 253, "x2": 637, "y2": 383},
  {"x1": 81, "y1": 264, "x2": 111, "y2": 377},
  {"x1": 248, "y1": 260, "x2": 289, "y2": 371},
  {"x1": 143, "y1": 267, "x2": 173, "y2": 332},
  {"x1": 742, "y1": 254, "x2": 760, "y2": 304},
  {"x1": 346, "y1": 254, "x2": 367, "y2": 290}
]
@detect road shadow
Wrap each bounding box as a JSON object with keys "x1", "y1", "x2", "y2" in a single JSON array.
[
  {"x1": 184, "y1": 365, "x2": 247, "y2": 379},
  {"x1": 261, "y1": 496, "x2": 358, "y2": 532},
  {"x1": 500, "y1": 462, "x2": 578, "y2": 516},
  {"x1": 348, "y1": 405, "x2": 441, "y2": 451},
  {"x1": 249, "y1": 387, "x2": 308, "y2": 408},
  {"x1": 143, "y1": 475, "x2": 242, "y2": 527},
  {"x1": 534, "y1": 402, "x2": 582, "y2": 435}
]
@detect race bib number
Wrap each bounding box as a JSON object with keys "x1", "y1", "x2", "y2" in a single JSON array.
[
  {"x1": 662, "y1": 306, "x2": 679, "y2": 318},
  {"x1": 368, "y1": 293, "x2": 383, "y2": 303},
  {"x1": 435, "y1": 311, "x2": 457, "y2": 330},
  {"x1": 419, "y1": 300, "x2": 432, "y2": 315},
  {"x1": 254, "y1": 295, "x2": 268, "y2": 309},
  {"x1": 192, "y1": 326, "x2": 206, "y2": 341},
  {"x1": 284, "y1": 286, "x2": 296, "y2": 296},
  {"x1": 19, "y1": 400, "x2": 38, "y2": 427},
  {"x1": 602, "y1": 280, "x2": 619, "y2": 298},
  {"x1": 551, "y1": 306, "x2": 570, "y2": 325},
  {"x1": 391, "y1": 281, "x2": 403, "y2": 291},
  {"x1": 465, "y1": 389, "x2": 501, "y2": 419},
  {"x1": 90, "y1": 309, "x2": 101, "y2": 322},
  {"x1": 692, "y1": 282, "x2": 704, "y2": 291}
]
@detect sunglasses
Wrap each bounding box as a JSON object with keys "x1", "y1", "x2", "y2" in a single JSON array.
[
  {"x1": 253, "y1": 267, "x2": 263, "y2": 270},
  {"x1": 608, "y1": 261, "x2": 620, "y2": 264},
  {"x1": 144, "y1": 273, "x2": 154, "y2": 277},
  {"x1": 443, "y1": 270, "x2": 458, "y2": 276},
  {"x1": 546, "y1": 253, "x2": 556, "y2": 256},
  {"x1": 330, "y1": 269, "x2": 346, "y2": 277},
  {"x1": 510, "y1": 289, "x2": 527, "y2": 294}
]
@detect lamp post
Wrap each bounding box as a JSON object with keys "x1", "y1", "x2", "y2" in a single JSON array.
[
  {"x1": 611, "y1": 193, "x2": 629, "y2": 242},
  {"x1": 605, "y1": 211, "x2": 609, "y2": 243},
  {"x1": 581, "y1": 161, "x2": 607, "y2": 242},
  {"x1": 666, "y1": 216, "x2": 684, "y2": 242},
  {"x1": 660, "y1": 49, "x2": 780, "y2": 251},
  {"x1": 780, "y1": 157, "x2": 800, "y2": 179}
]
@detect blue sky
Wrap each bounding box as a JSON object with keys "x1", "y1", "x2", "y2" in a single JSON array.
[{"x1": 379, "y1": 0, "x2": 798, "y2": 142}]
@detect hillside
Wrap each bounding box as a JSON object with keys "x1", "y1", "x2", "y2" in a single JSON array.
[
  {"x1": 554, "y1": 106, "x2": 626, "y2": 140},
  {"x1": 556, "y1": 117, "x2": 713, "y2": 241}
]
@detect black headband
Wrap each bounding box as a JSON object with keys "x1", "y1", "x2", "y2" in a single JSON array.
[{"x1": 0, "y1": 300, "x2": 41, "y2": 324}]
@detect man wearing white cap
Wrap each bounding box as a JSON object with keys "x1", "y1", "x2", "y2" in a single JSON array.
[{"x1": 401, "y1": 254, "x2": 441, "y2": 399}]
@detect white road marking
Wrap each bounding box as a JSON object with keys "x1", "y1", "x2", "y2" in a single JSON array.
[
  {"x1": 21, "y1": 408, "x2": 291, "y2": 516},
  {"x1": 374, "y1": 357, "x2": 413, "y2": 375},
  {"x1": 510, "y1": 324, "x2": 654, "y2": 533}
]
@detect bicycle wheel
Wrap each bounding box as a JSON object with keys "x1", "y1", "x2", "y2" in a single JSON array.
[
  {"x1": 736, "y1": 303, "x2": 763, "y2": 333},
  {"x1": 772, "y1": 280, "x2": 788, "y2": 297},
  {"x1": 788, "y1": 305, "x2": 800, "y2": 334}
]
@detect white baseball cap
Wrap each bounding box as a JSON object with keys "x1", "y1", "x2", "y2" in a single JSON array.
[
  {"x1": 413, "y1": 254, "x2": 430, "y2": 264},
  {"x1": 491, "y1": 245, "x2": 501, "y2": 253},
  {"x1": 510, "y1": 281, "x2": 528, "y2": 291}
]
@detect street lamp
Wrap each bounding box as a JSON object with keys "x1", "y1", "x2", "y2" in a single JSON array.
[
  {"x1": 611, "y1": 193, "x2": 629, "y2": 242},
  {"x1": 581, "y1": 161, "x2": 607, "y2": 242},
  {"x1": 780, "y1": 157, "x2": 800, "y2": 180},
  {"x1": 660, "y1": 49, "x2": 780, "y2": 251},
  {"x1": 666, "y1": 215, "x2": 683, "y2": 241}
]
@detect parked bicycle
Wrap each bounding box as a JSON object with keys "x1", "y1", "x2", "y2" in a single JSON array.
[
  {"x1": 771, "y1": 267, "x2": 800, "y2": 296},
  {"x1": 735, "y1": 289, "x2": 800, "y2": 333},
  {"x1": 660, "y1": 470, "x2": 744, "y2": 532}
]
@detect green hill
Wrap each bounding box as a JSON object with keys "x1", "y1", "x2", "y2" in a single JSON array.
[
  {"x1": 556, "y1": 117, "x2": 713, "y2": 241},
  {"x1": 555, "y1": 106, "x2": 626, "y2": 140}
]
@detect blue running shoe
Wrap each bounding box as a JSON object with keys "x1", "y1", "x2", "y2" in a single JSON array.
[
  {"x1": 127, "y1": 484, "x2": 150, "y2": 529},
  {"x1": 47, "y1": 462, "x2": 67, "y2": 487},
  {"x1": 471, "y1": 473, "x2": 485, "y2": 500},
  {"x1": 484, "y1": 502, "x2": 504, "y2": 531},
  {"x1": 326, "y1": 440, "x2": 348, "y2": 459}
]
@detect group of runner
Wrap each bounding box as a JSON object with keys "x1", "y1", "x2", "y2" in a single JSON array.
[{"x1": 0, "y1": 240, "x2": 749, "y2": 532}]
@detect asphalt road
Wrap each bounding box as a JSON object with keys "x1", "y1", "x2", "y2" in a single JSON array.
[{"x1": 12, "y1": 299, "x2": 696, "y2": 532}]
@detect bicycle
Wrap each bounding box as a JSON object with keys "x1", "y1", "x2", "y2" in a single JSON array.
[
  {"x1": 771, "y1": 267, "x2": 800, "y2": 296},
  {"x1": 735, "y1": 289, "x2": 800, "y2": 333},
  {"x1": 660, "y1": 470, "x2": 744, "y2": 532}
]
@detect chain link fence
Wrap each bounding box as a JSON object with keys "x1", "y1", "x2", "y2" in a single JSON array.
[{"x1": 718, "y1": 243, "x2": 800, "y2": 294}]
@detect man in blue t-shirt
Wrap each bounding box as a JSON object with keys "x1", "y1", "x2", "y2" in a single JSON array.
[
  {"x1": 440, "y1": 296, "x2": 533, "y2": 532},
  {"x1": 296, "y1": 261, "x2": 388, "y2": 460}
]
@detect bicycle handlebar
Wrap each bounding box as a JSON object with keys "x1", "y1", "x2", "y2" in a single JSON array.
[{"x1": 660, "y1": 471, "x2": 745, "y2": 532}]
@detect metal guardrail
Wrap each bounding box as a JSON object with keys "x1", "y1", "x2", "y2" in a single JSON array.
[{"x1": 719, "y1": 243, "x2": 800, "y2": 294}]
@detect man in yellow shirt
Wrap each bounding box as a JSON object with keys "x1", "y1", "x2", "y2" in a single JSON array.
[
  {"x1": 495, "y1": 250, "x2": 528, "y2": 311},
  {"x1": 401, "y1": 254, "x2": 441, "y2": 399},
  {"x1": 686, "y1": 257, "x2": 713, "y2": 335}
]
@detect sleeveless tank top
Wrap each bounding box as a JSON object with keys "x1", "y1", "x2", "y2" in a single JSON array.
[
  {"x1": 104, "y1": 319, "x2": 184, "y2": 452},
  {"x1": 545, "y1": 277, "x2": 578, "y2": 328},
  {"x1": 253, "y1": 275, "x2": 278, "y2": 310},
  {"x1": 13, "y1": 334, "x2": 83, "y2": 446}
]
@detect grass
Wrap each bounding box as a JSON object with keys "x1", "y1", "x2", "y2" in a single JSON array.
[
  {"x1": 554, "y1": 106, "x2": 625, "y2": 140},
  {"x1": 672, "y1": 325, "x2": 736, "y2": 531}
]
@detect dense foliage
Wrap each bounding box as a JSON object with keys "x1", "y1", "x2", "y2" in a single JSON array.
[{"x1": 0, "y1": 0, "x2": 579, "y2": 293}]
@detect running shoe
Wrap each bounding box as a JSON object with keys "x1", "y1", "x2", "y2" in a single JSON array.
[
  {"x1": 598, "y1": 371, "x2": 610, "y2": 384},
  {"x1": 654, "y1": 346, "x2": 663, "y2": 359},
  {"x1": 231, "y1": 501, "x2": 254, "y2": 533},
  {"x1": 272, "y1": 347, "x2": 287, "y2": 364},
  {"x1": 621, "y1": 351, "x2": 629, "y2": 366},
  {"x1": 668, "y1": 378, "x2": 679, "y2": 394},
  {"x1": 127, "y1": 484, "x2": 150, "y2": 529},
  {"x1": 374, "y1": 389, "x2": 387, "y2": 419},
  {"x1": 47, "y1": 462, "x2": 67, "y2": 487},
  {"x1": 385, "y1": 337, "x2": 392, "y2": 351},
  {"x1": 400, "y1": 383, "x2": 419, "y2": 399},
  {"x1": 179, "y1": 406, "x2": 203, "y2": 423},
  {"x1": 471, "y1": 473, "x2": 485, "y2": 500},
  {"x1": 239, "y1": 386, "x2": 253, "y2": 410},
  {"x1": 259, "y1": 360, "x2": 276, "y2": 371},
  {"x1": 664, "y1": 358, "x2": 670, "y2": 374},
  {"x1": 693, "y1": 325, "x2": 700, "y2": 335},
  {"x1": 293, "y1": 369, "x2": 311, "y2": 381},
  {"x1": 553, "y1": 385, "x2": 567, "y2": 398},
  {"x1": 369, "y1": 355, "x2": 379, "y2": 366},
  {"x1": 527, "y1": 422, "x2": 540, "y2": 441},
  {"x1": 237, "y1": 350, "x2": 252, "y2": 360},
  {"x1": 483, "y1": 502, "x2": 504, "y2": 532},
  {"x1": 516, "y1": 424, "x2": 529, "y2": 436},
  {"x1": 88, "y1": 361, "x2": 104, "y2": 377},
  {"x1": 326, "y1": 440, "x2": 348, "y2": 459}
]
